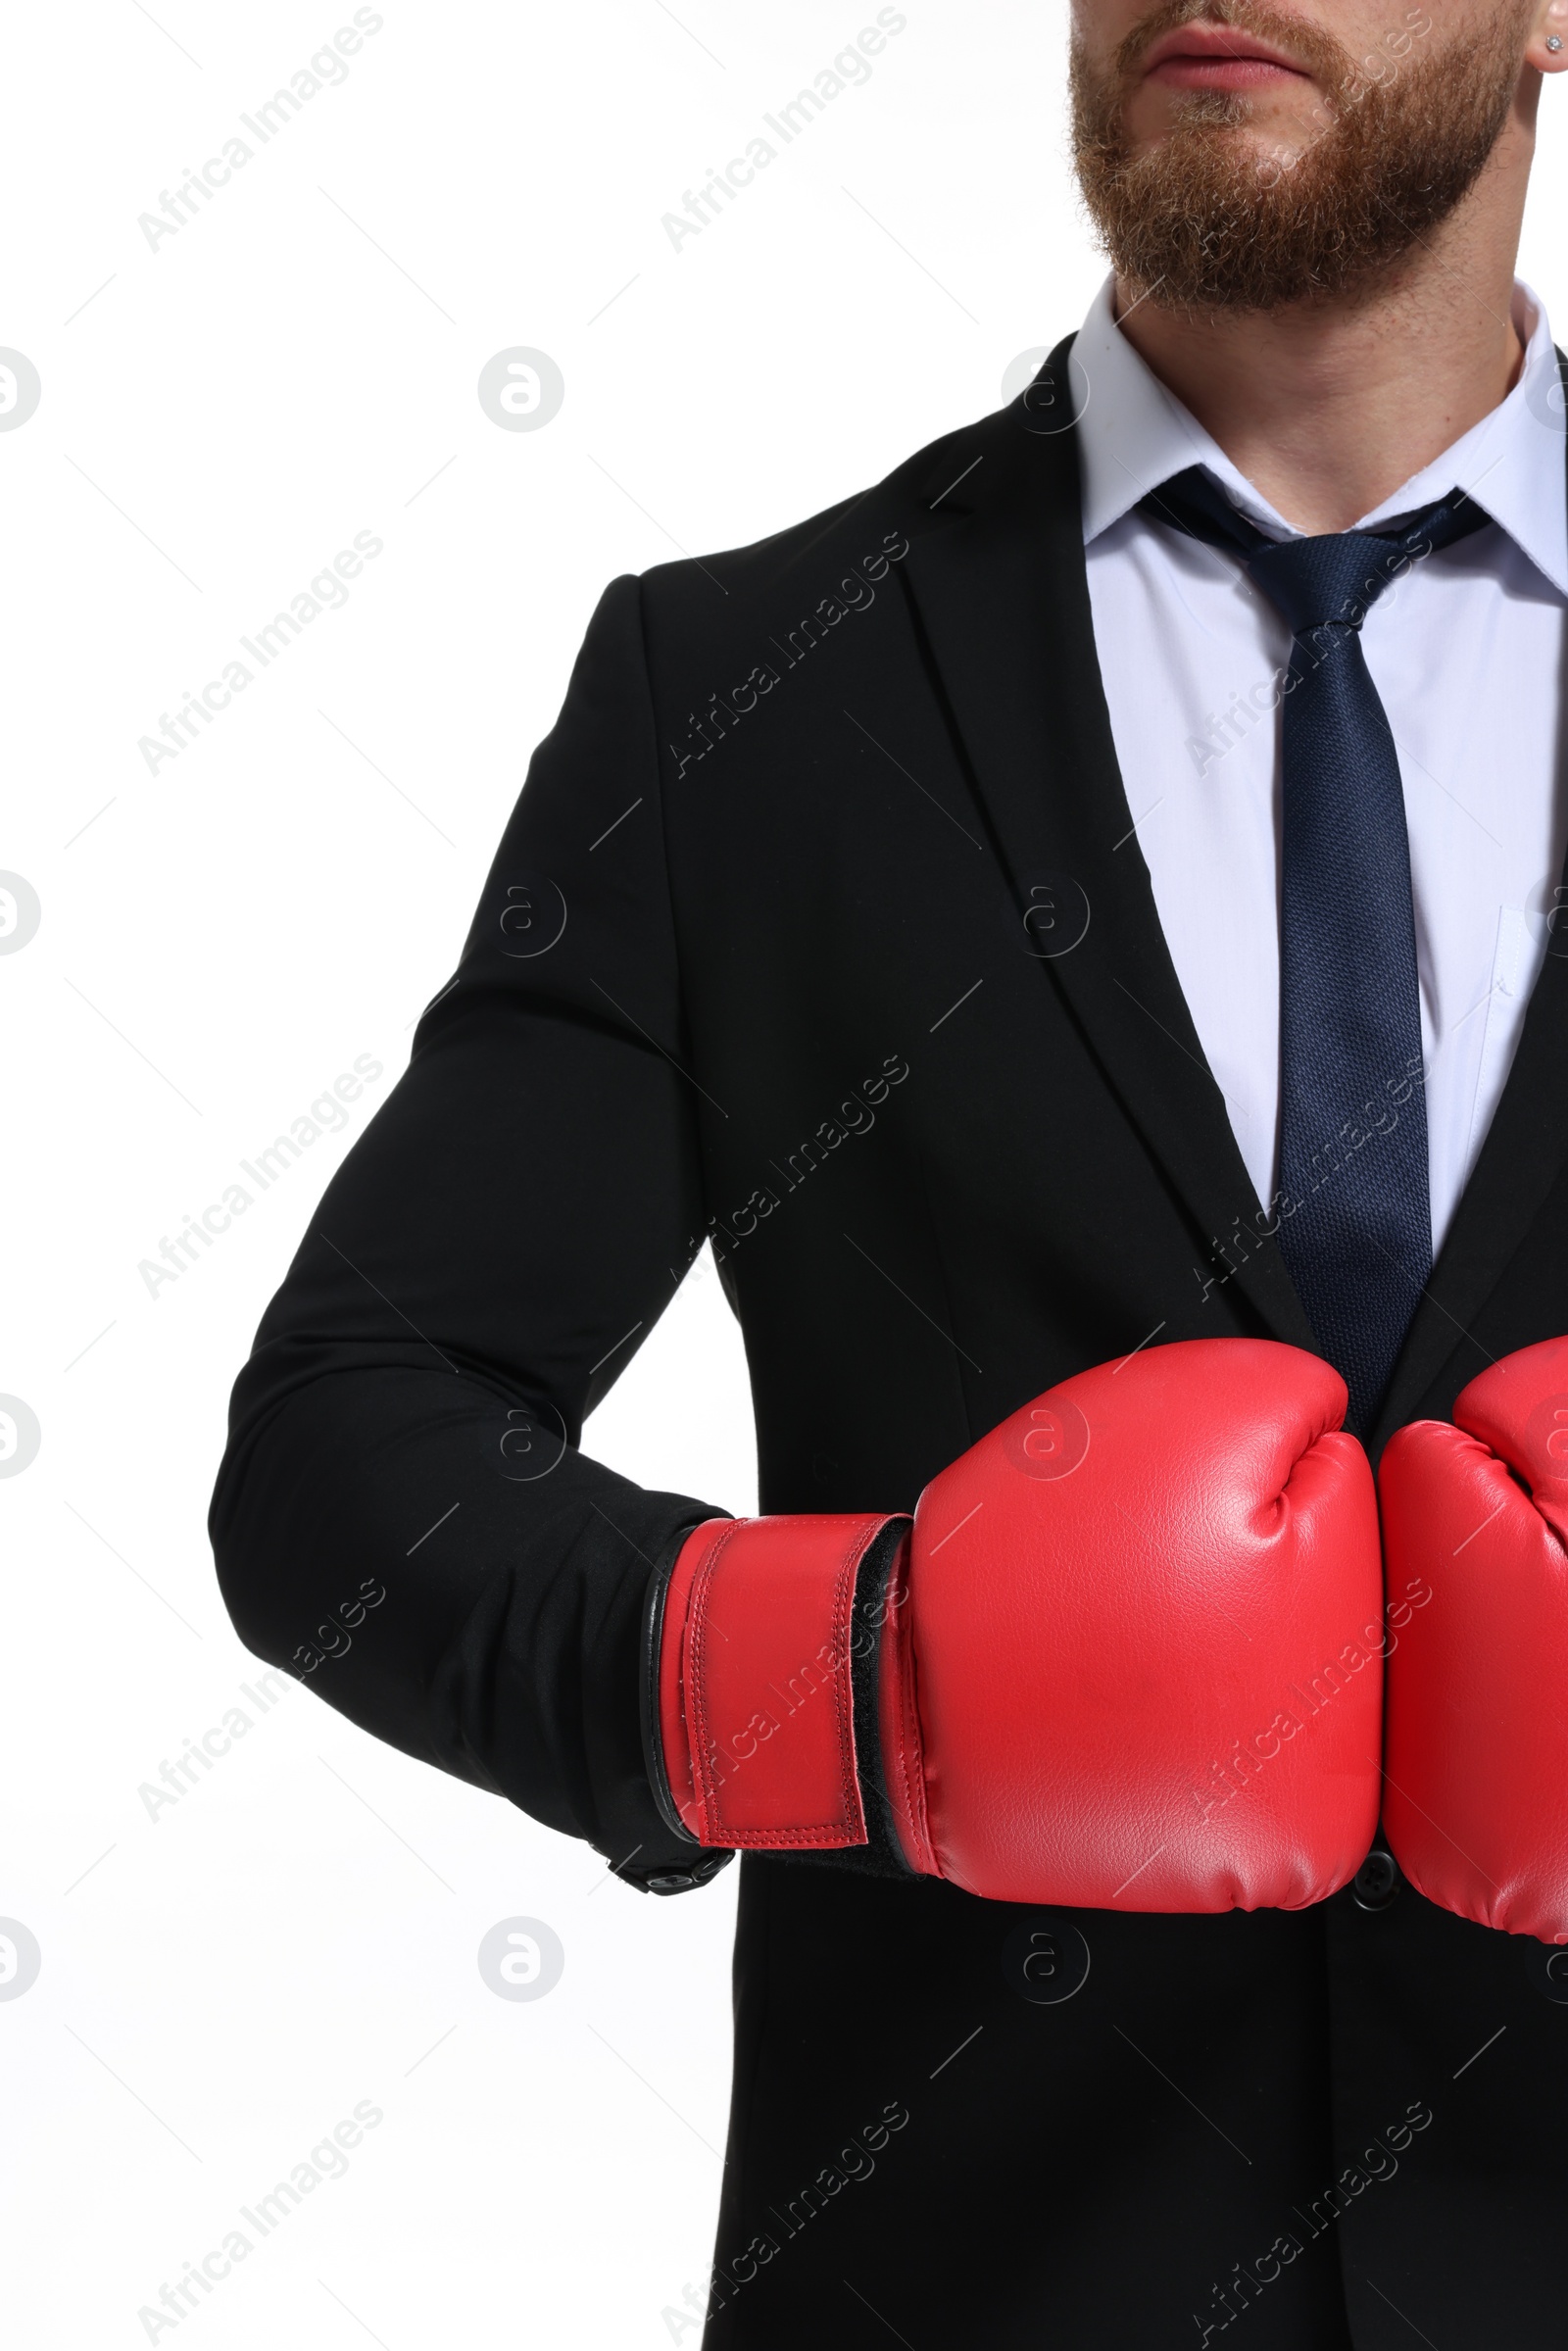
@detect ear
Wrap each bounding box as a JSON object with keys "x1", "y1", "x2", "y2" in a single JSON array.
[{"x1": 1527, "y1": 0, "x2": 1568, "y2": 70}]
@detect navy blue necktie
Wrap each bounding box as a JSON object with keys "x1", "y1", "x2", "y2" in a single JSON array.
[{"x1": 1136, "y1": 466, "x2": 1490, "y2": 1431}]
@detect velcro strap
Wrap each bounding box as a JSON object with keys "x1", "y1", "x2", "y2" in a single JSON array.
[{"x1": 658, "y1": 1514, "x2": 901, "y2": 1848}]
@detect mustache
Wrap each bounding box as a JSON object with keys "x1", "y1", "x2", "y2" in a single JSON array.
[{"x1": 1112, "y1": 0, "x2": 1350, "y2": 89}]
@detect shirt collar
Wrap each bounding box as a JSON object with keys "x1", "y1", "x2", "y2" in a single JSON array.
[{"x1": 1069, "y1": 271, "x2": 1568, "y2": 599}]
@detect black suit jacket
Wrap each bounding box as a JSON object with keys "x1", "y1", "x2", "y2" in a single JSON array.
[{"x1": 211, "y1": 339, "x2": 1568, "y2": 2348}]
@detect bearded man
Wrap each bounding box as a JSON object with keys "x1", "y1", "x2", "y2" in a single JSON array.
[{"x1": 212, "y1": 2, "x2": 1568, "y2": 2342}]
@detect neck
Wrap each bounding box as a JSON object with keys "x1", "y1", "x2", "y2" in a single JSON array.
[{"x1": 1111, "y1": 125, "x2": 1535, "y2": 532}]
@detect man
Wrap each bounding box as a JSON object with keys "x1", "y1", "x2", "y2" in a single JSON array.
[{"x1": 211, "y1": 0, "x2": 1568, "y2": 2338}]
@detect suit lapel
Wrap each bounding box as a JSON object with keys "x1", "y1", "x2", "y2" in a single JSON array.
[{"x1": 899, "y1": 339, "x2": 1316, "y2": 1351}]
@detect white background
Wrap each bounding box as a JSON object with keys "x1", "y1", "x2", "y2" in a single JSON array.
[{"x1": 3, "y1": 3, "x2": 1564, "y2": 2343}]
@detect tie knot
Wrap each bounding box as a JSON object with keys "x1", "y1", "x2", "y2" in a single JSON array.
[
  {"x1": 1136, "y1": 466, "x2": 1492, "y2": 642},
  {"x1": 1249, "y1": 527, "x2": 1423, "y2": 639}
]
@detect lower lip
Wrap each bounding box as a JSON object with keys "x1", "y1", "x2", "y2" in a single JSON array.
[{"x1": 1148, "y1": 54, "x2": 1306, "y2": 86}]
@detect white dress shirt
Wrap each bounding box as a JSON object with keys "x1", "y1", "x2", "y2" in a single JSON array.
[{"x1": 1069, "y1": 274, "x2": 1568, "y2": 1255}]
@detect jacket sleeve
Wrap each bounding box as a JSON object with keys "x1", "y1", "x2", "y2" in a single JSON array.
[{"x1": 208, "y1": 574, "x2": 732, "y2": 1894}]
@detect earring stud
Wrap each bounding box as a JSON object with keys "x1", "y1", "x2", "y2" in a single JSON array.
[{"x1": 1549, "y1": 32, "x2": 1564, "y2": 48}]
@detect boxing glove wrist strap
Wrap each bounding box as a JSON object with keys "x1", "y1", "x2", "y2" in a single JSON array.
[{"x1": 645, "y1": 1513, "x2": 910, "y2": 1850}]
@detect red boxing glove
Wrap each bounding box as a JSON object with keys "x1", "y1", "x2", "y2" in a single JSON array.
[
  {"x1": 649, "y1": 1339, "x2": 1383, "y2": 1910},
  {"x1": 1379, "y1": 1337, "x2": 1568, "y2": 1942}
]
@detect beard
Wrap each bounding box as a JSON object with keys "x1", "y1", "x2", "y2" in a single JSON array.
[{"x1": 1071, "y1": 0, "x2": 1528, "y2": 312}]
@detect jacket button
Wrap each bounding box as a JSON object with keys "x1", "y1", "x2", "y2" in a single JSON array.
[{"x1": 1351, "y1": 1849, "x2": 1401, "y2": 1910}]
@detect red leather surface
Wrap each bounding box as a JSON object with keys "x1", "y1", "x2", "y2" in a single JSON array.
[
  {"x1": 658, "y1": 1514, "x2": 898, "y2": 1848},
  {"x1": 1380, "y1": 1336, "x2": 1568, "y2": 1942},
  {"x1": 894, "y1": 1339, "x2": 1383, "y2": 1909}
]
